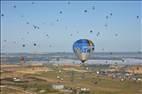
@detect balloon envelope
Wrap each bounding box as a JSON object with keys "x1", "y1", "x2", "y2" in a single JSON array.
[{"x1": 73, "y1": 39, "x2": 94, "y2": 63}]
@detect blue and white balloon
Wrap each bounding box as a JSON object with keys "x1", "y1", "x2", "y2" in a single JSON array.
[{"x1": 73, "y1": 39, "x2": 94, "y2": 63}]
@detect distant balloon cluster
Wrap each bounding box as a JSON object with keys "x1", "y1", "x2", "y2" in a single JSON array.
[
  {"x1": 1, "y1": 1, "x2": 140, "y2": 52},
  {"x1": 33, "y1": 25, "x2": 40, "y2": 29}
]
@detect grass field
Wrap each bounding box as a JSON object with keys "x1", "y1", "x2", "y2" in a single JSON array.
[
  {"x1": 33, "y1": 69, "x2": 142, "y2": 94},
  {"x1": 1, "y1": 65, "x2": 142, "y2": 94}
]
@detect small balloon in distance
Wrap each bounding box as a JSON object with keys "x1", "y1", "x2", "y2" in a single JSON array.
[
  {"x1": 32, "y1": 2, "x2": 35, "y2": 4},
  {"x1": 67, "y1": 1, "x2": 71, "y2": 5},
  {"x1": 96, "y1": 32, "x2": 100, "y2": 37},
  {"x1": 115, "y1": 33, "x2": 118, "y2": 37},
  {"x1": 102, "y1": 48, "x2": 104, "y2": 51},
  {"x1": 13, "y1": 5, "x2": 16, "y2": 8},
  {"x1": 3, "y1": 40, "x2": 7, "y2": 42},
  {"x1": 46, "y1": 34, "x2": 48, "y2": 36},
  {"x1": 70, "y1": 34, "x2": 72, "y2": 36},
  {"x1": 33, "y1": 25, "x2": 39, "y2": 29},
  {"x1": 137, "y1": 16, "x2": 139, "y2": 19},
  {"x1": 21, "y1": 15, "x2": 24, "y2": 18},
  {"x1": 56, "y1": 19, "x2": 59, "y2": 22},
  {"x1": 84, "y1": 10, "x2": 87, "y2": 13},
  {"x1": 22, "y1": 44, "x2": 25, "y2": 47},
  {"x1": 90, "y1": 30, "x2": 93, "y2": 33},
  {"x1": 1, "y1": 14, "x2": 4, "y2": 17},
  {"x1": 59, "y1": 11, "x2": 63, "y2": 14},
  {"x1": 106, "y1": 16, "x2": 109, "y2": 19},
  {"x1": 92, "y1": 6, "x2": 95, "y2": 10},
  {"x1": 33, "y1": 43, "x2": 37, "y2": 46},
  {"x1": 26, "y1": 22, "x2": 29, "y2": 24},
  {"x1": 104, "y1": 23, "x2": 108, "y2": 27}
]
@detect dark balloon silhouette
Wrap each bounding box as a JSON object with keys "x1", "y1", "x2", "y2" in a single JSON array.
[
  {"x1": 33, "y1": 43, "x2": 37, "y2": 46},
  {"x1": 70, "y1": 34, "x2": 72, "y2": 36},
  {"x1": 115, "y1": 33, "x2": 118, "y2": 37},
  {"x1": 37, "y1": 26, "x2": 39, "y2": 29},
  {"x1": 84, "y1": 10, "x2": 87, "y2": 13},
  {"x1": 137, "y1": 16, "x2": 139, "y2": 19},
  {"x1": 106, "y1": 16, "x2": 109, "y2": 19},
  {"x1": 110, "y1": 13, "x2": 112, "y2": 16},
  {"x1": 21, "y1": 15, "x2": 24, "y2": 18},
  {"x1": 33, "y1": 25, "x2": 36, "y2": 29},
  {"x1": 26, "y1": 22, "x2": 29, "y2": 24},
  {"x1": 32, "y1": 2, "x2": 35, "y2": 4},
  {"x1": 102, "y1": 48, "x2": 104, "y2": 51},
  {"x1": 56, "y1": 19, "x2": 59, "y2": 22},
  {"x1": 90, "y1": 30, "x2": 93, "y2": 33},
  {"x1": 13, "y1": 5, "x2": 16, "y2": 8},
  {"x1": 3, "y1": 40, "x2": 7, "y2": 42},
  {"x1": 59, "y1": 11, "x2": 63, "y2": 14},
  {"x1": 46, "y1": 34, "x2": 48, "y2": 37},
  {"x1": 33, "y1": 25, "x2": 39, "y2": 29},
  {"x1": 22, "y1": 44, "x2": 25, "y2": 47},
  {"x1": 96, "y1": 32, "x2": 100, "y2": 37},
  {"x1": 92, "y1": 6, "x2": 95, "y2": 10},
  {"x1": 67, "y1": 1, "x2": 71, "y2": 5},
  {"x1": 1, "y1": 14, "x2": 4, "y2": 17},
  {"x1": 104, "y1": 23, "x2": 108, "y2": 27}
]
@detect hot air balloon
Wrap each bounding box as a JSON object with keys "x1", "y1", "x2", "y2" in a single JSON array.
[
  {"x1": 73, "y1": 39, "x2": 94, "y2": 63},
  {"x1": 84, "y1": 10, "x2": 87, "y2": 13}
]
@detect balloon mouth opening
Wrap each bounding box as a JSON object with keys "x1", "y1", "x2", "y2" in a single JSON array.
[{"x1": 81, "y1": 60, "x2": 86, "y2": 63}]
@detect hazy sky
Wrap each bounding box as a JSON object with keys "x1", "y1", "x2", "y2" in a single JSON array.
[{"x1": 1, "y1": 1, "x2": 142, "y2": 53}]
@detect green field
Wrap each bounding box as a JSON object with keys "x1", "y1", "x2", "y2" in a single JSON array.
[
  {"x1": 32, "y1": 69, "x2": 142, "y2": 94},
  {"x1": 1, "y1": 66, "x2": 142, "y2": 94}
]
